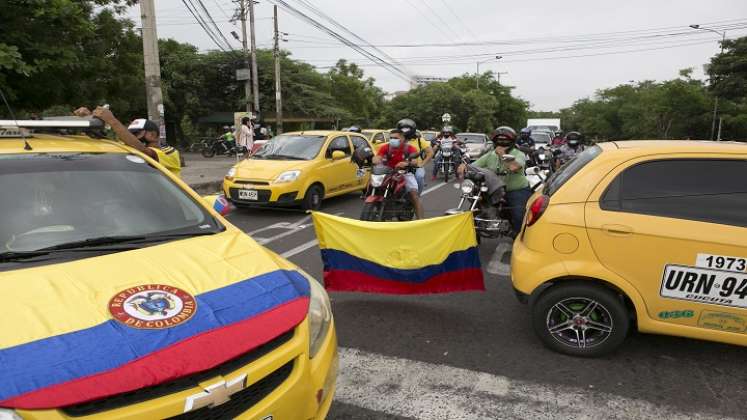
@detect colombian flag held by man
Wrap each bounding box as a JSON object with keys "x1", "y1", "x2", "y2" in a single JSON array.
[{"x1": 312, "y1": 212, "x2": 484, "y2": 294}]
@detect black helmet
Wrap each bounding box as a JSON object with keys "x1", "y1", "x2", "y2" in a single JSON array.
[
  {"x1": 396, "y1": 118, "x2": 417, "y2": 140},
  {"x1": 520, "y1": 127, "x2": 531, "y2": 137},
  {"x1": 491, "y1": 126, "x2": 517, "y2": 147},
  {"x1": 352, "y1": 145, "x2": 374, "y2": 167},
  {"x1": 565, "y1": 131, "x2": 584, "y2": 146},
  {"x1": 347, "y1": 125, "x2": 362, "y2": 133}
]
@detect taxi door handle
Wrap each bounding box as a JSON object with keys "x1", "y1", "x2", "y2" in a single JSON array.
[{"x1": 601, "y1": 224, "x2": 633, "y2": 236}]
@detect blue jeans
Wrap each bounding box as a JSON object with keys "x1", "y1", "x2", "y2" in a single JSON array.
[
  {"x1": 415, "y1": 167, "x2": 425, "y2": 195},
  {"x1": 505, "y1": 187, "x2": 533, "y2": 234}
]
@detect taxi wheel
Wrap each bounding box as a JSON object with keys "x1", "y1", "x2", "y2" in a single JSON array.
[
  {"x1": 302, "y1": 184, "x2": 324, "y2": 211},
  {"x1": 532, "y1": 282, "x2": 629, "y2": 357}
]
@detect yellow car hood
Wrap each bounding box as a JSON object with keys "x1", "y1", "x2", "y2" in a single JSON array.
[
  {"x1": 0, "y1": 230, "x2": 311, "y2": 409},
  {"x1": 235, "y1": 158, "x2": 310, "y2": 181}
]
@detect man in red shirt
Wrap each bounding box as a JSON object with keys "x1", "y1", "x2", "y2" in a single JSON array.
[{"x1": 372, "y1": 128, "x2": 424, "y2": 219}]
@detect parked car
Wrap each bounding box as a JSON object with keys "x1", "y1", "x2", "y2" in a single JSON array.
[
  {"x1": 0, "y1": 118, "x2": 338, "y2": 419},
  {"x1": 224, "y1": 131, "x2": 372, "y2": 210},
  {"x1": 512, "y1": 140, "x2": 747, "y2": 357},
  {"x1": 457, "y1": 132, "x2": 490, "y2": 160}
]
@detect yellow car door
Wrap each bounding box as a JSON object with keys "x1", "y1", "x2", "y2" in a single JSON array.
[
  {"x1": 585, "y1": 154, "x2": 747, "y2": 341},
  {"x1": 318, "y1": 135, "x2": 354, "y2": 196}
]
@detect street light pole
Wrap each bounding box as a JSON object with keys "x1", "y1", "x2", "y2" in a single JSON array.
[
  {"x1": 476, "y1": 55, "x2": 502, "y2": 89},
  {"x1": 690, "y1": 24, "x2": 726, "y2": 140}
]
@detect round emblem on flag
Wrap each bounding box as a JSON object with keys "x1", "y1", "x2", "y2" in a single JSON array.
[{"x1": 108, "y1": 284, "x2": 197, "y2": 329}]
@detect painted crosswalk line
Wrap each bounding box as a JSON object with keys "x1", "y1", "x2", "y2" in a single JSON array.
[{"x1": 335, "y1": 347, "x2": 731, "y2": 420}]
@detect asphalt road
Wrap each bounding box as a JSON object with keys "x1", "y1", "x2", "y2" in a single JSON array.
[{"x1": 225, "y1": 173, "x2": 747, "y2": 419}]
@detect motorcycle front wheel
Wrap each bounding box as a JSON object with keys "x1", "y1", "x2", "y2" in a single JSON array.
[
  {"x1": 360, "y1": 201, "x2": 383, "y2": 221},
  {"x1": 443, "y1": 164, "x2": 450, "y2": 182}
]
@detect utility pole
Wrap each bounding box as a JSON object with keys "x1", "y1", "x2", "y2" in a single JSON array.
[
  {"x1": 248, "y1": 0, "x2": 260, "y2": 115},
  {"x1": 689, "y1": 24, "x2": 726, "y2": 140},
  {"x1": 239, "y1": 0, "x2": 252, "y2": 114},
  {"x1": 273, "y1": 5, "x2": 283, "y2": 134},
  {"x1": 139, "y1": 0, "x2": 165, "y2": 140}
]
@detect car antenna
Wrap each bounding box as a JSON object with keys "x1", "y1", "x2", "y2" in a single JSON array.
[{"x1": 0, "y1": 86, "x2": 32, "y2": 150}]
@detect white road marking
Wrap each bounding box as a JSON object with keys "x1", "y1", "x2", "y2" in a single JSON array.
[
  {"x1": 486, "y1": 237, "x2": 514, "y2": 276},
  {"x1": 280, "y1": 239, "x2": 319, "y2": 259},
  {"x1": 250, "y1": 215, "x2": 312, "y2": 245},
  {"x1": 421, "y1": 181, "x2": 448, "y2": 196},
  {"x1": 336, "y1": 347, "x2": 732, "y2": 420}
]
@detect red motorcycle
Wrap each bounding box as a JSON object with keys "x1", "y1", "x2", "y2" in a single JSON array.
[{"x1": 359, "y1": 162, "x2": 417, "y2": 222}]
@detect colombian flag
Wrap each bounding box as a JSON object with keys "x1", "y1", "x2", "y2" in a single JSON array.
[
  {"x1": 312, "y1": 212, "x2": 484, "y2": 294},
  {"x1": 0, "y1": 232, "x2": 309, "y2": 410}
]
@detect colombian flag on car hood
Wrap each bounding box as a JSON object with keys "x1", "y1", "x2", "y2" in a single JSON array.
[
  {"x1": 312, "y1": 212, "x2": 484, "y2": 294},
  {"x1": 0, "y1": 231, "x2": 310, "y2": 410}
]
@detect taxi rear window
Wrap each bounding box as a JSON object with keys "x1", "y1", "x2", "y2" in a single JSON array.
[{"x1": 544, "y1": 145, "x2": 601, "y2": 196}]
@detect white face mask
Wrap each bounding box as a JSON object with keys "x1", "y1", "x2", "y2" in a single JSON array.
[{"x1": 389, "y1": 138, "x2": 401, "y2": 148}]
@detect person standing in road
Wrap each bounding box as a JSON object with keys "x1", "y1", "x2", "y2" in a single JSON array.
[
  {"x1": 74, "y1": 106, "x2": 182, "y2": 177},
  {"x1": 457, "y1": 126, "x2": 532, "y2": 236},
  {"x1": 237, "y1": 116, "x2": 254, "y2": 155}
]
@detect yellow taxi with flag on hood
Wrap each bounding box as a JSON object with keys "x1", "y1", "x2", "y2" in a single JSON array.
[
  {"x1": 0, "y1": 118, "x2": 337, "y2": 419},
  {"x1": 224, "y1": 131, "x2": 372, "y2": 210}
]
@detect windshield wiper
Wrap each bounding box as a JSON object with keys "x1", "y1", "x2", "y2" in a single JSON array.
[
  {"x1": 263, "y1": 154, "x2": 306, "y2": 160},
  {"x1": 37, "y1": 235, "x2": 148, "y2": 251},
  {"x1": 0, "y1": 251, "x2": 53, "y2": 262}
]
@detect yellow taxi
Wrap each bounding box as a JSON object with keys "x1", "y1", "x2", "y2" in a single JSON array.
[
  {"x1": 0, "y1": 119, "x2": 337, "y2": 419},
  {"x1": 512, "y1": 140, "x2": 747, "y2": 357},
  {"x1": 224, "y1": 131, "x2": 372, "y2": 210},
  {"x1": 361, "y1": 129, "x2": 389, "y2": 152}
]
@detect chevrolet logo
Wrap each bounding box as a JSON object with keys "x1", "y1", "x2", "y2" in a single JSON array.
[{"x1": 184, "y1": 374, "x2": 247, "y2": 412}]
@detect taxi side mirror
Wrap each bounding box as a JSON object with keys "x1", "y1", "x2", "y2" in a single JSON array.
[
  {"x1": 202, "y1": 194, "x2": 233, "y2": 216},
  {"x1": 331, "y1": 150, "x2": 346, "y2": 160}
]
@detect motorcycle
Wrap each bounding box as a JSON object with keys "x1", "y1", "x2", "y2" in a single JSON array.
[
  {"x1": 201, "y1": 137, "x2": 246, "y2": 158},
  {"x1": 435, "y1": 139, "x2": 463, "y2": 182},
  {"x1": 446, "y1": 160, "x2": 514, "y2": 240},
  {"x1": 359, "y1": 162, "x2": 417, "y2": 222}
]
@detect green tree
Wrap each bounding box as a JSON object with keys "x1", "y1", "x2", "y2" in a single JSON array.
[{"x1": 326, "y1": 60, "x2": 384, "y2": 126}]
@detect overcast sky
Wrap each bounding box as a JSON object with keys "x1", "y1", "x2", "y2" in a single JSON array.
[{"x1": 128, "y1": 0, "x2": 747, "y2": 111}]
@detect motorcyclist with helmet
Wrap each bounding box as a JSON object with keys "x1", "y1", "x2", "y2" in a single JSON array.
[
  {"x1": 517, "y1": 128, "x2": 536, "y2": 149},
  {"x1": 457, "y1": 126, "x2": 532, "y2": 236},
  {"x1": 405, "y1": 121, "x2": 434, "y2": 194},
  {"x1": 372, "y1": 120, "x2": 425, "y2": 220},
  {"x1": 551, "y1": 130, "x2": 565, "y2": 146},
  {"x1": 431, "y1": 125, "x2": 462, "y2": 181},
  {"x1": 555, "y1": 131, "x2": 585, "y2": 169}
]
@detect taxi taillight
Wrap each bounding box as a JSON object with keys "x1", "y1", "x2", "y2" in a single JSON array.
[{"x1": 526, "y1": 195, "x2": 549, "y2": 227}]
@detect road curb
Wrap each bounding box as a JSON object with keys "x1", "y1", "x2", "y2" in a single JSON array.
[{"x1": 188, "y1": 179, "x2": 223, "y2": 194}]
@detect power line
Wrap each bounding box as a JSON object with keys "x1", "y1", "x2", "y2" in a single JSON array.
[
  {"x1": 180, "y1": 0, "x2": 228, "y2": 51},
  {"x1": 415, "y1": 0, "x2": 462, "y2": 40},
  {"x1": 193, "y1": 0, "x2": 235, "y2": 49},
  {"x1": 402, "y1": 0, "x2": 452, "y2": 42},
  {"x1": 268, "y1": 0, "x2": 412, "y2": 82},
  {"x1": 436, "y1": 0, "x2": 479, "y2": 41}
]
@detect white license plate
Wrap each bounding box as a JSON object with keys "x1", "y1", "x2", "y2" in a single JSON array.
[
  {"x1": 661, "y1": 264, "x2": 747, "y2": 309},
  {"x1": 696, "y1": 253, "x2": 747, "y2": 272},
  {"x1": 238, "y1": 189, "x2": 258, "y2": 200}
]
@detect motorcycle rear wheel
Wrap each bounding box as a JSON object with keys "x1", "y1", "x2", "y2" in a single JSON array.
[{"x1": 201, "y1": 146, "x2": 216, "y2": 158}]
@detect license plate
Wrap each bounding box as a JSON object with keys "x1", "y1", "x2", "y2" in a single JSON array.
[
  {"x1": 696, "y1": 253, "x2": 747, "y2": 272},
  {"x1": 661, "y1": 264, "x2": 747, "y2": 309},
  {"x1": 238, "y1": 189, "x2": 258, "y2": 200}
]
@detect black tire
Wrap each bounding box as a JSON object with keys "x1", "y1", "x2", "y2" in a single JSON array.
[
  {"x1": 360, "y1": 202, "x2": 382, "y2": 221},
  {"x1": 443, "y1": 165, "x2": 449, "y2": 182},
  {"x1": 201, "y1": 146, "x2": 216, "y2": 158},
  {"x1": 532, "y1": 282, "x2": 630, "y2": 357},
  {"x1": 302, "y1": 184, "x2": 324, "y2": 211}
]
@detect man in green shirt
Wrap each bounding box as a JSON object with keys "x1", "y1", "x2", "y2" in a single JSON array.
[{"x1": 458, "y1": 126, "x2": 532, "y2": 236}]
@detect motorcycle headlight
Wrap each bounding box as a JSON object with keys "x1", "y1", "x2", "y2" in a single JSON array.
[
  {"x1": 226, "y1": 166, "x2": 237, "y2": 178},
  {"x1": 538, "y1": 153, "x2": 546, "y2": 160},
  {"x1": 275, "y1": 170, "x2": 301, "y2": 183},
  {"x1": 443, "y1": 150, "x2": 452, "y2": 157},
  {"x1": 461, "y1": 180, "x2": 475, "y2": 194},
  {"x1": 0, "y1": 409, "x2": 21, "y2": 420},
  {"x1": 303, "y1": 270, "x2": 332, "y2": 358},
  {"x1": 371, "y1": 174, "x2": 385, "y2": 187}
]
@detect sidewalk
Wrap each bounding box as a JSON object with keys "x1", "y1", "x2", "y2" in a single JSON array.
[{"x1": 180, "y1": 153, "x2": 240, "y2": 194}]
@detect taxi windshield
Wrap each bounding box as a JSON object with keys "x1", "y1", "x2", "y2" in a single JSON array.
[
  {"x1": 0, "y1": 153, "x2": 222, "y2": 258},
  {"x1": 253, "y1": 135, "x2": 325, "y2": 160}
]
